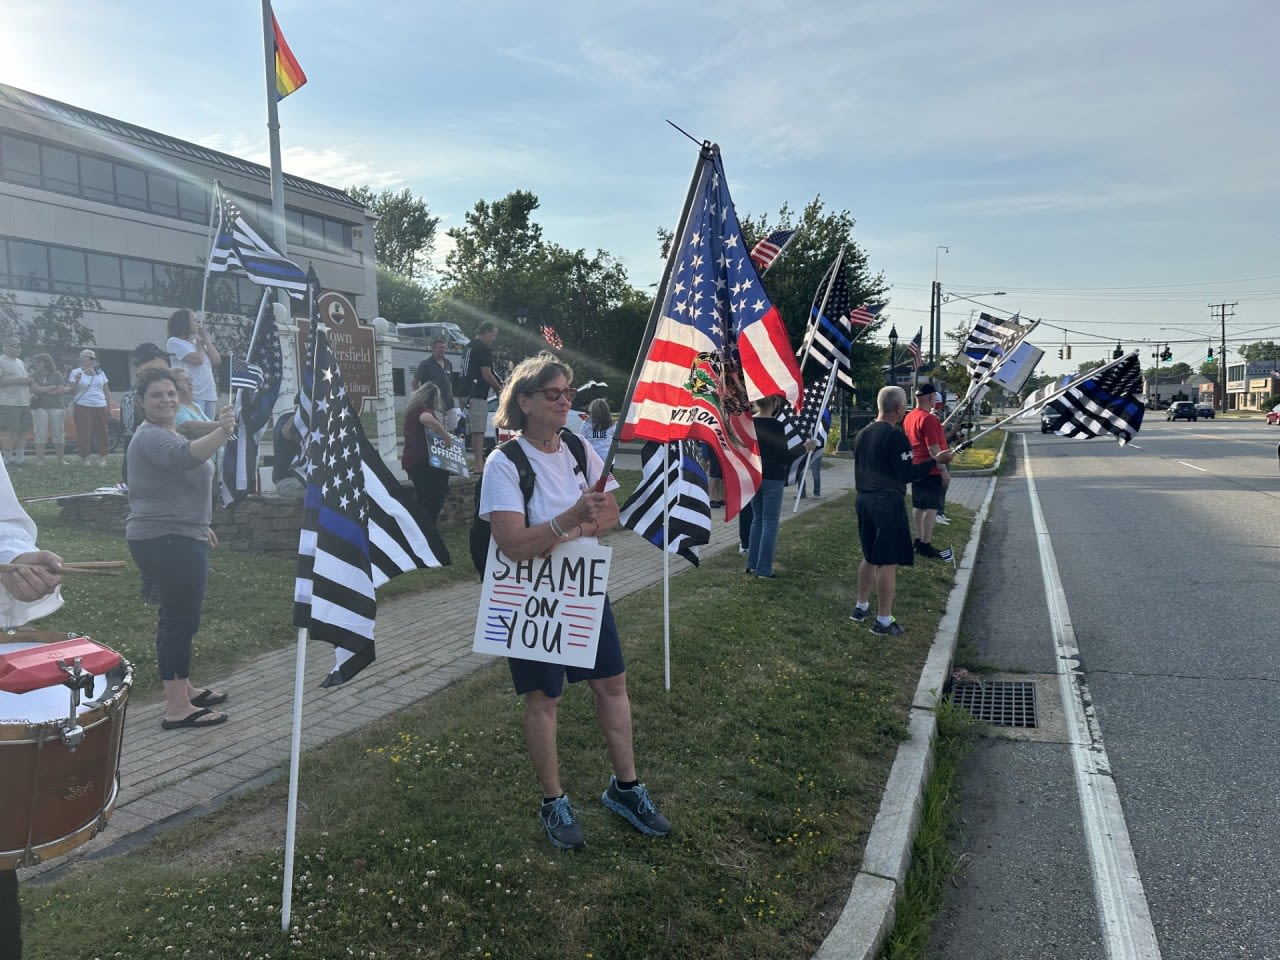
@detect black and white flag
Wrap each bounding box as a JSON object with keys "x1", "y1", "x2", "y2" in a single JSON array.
[
  {"x1": 618, "y1": 441, "x2": 711, "y2": 567},
  {"x1": 1043, "y1": 353, "x2": 1145, "y2": 445}
]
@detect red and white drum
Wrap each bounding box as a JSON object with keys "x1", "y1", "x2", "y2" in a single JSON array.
[{"x1": 0, "y1": 631, "x2": 131, "y2": 869}]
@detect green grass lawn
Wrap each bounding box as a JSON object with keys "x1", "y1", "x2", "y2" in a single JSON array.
[{"x1": 20, "y1": 485, "x2": 976, "y2": 960}]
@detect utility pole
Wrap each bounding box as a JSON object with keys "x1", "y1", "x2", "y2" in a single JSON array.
[
  {"x1": 929, "y1": 280, "x2": 941, "y2": 363},
  {"x1": 1209, "y1": 302, "x2": 1236, "y2": 412}
]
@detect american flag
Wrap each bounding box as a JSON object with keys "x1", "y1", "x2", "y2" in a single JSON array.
[
  {"x1": 749, "y1": 229, "x2": 797, "y2": 273},
  {"x1": 621, "y1": 147, "x2": 803, "y2": 520},
  {"x1": 803, "y1": 261, "x2": 876, "y2": 392},
  {"x1": 221, "y1": 293, "x2": 283, "y2": 504},
  {"x1": 229, "y1": 355, "x2": 265, "y2": 392},
  {"x1": 540, "y1": 324, "x2": 564, "y2": 351},
  {"x1": 293, "y1": 322, "x2": 451, "y2": 683},
  {"x1": 208, "y1": 188, "x2": 307, "y2": 297},
  {"x1": 847, "y1": 301, "x2": 885, "y2": 328},
  {"x1": 1043, "y1": 353, "x2": 1145, "y2": 445},
  {"x1": 618, "y1": 441, "x2": 711, "y2": 566},
  {"x1": 908, "y1": 327, "x2": 923, "y2": 370}
]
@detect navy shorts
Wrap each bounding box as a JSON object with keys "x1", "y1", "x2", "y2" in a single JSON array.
[
  {"x1": 911, "y1": 473, "x2": 944, "y2": 511},
  {"x1": 507, "y1": 597, "x2": 625, "y2": 698},
  {"x1": 856, "y1": 492, "x2": 915, "y2": 567}
]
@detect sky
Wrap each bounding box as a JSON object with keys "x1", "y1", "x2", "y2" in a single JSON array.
[{"x1": 4, "y1": 0, "x2": 1278, "y2": 378}]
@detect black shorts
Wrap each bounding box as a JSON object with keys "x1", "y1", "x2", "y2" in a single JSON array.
[
  {"x1": 911, "y1": 473, "x2": 944, "y2": 511},
  {"x1": 856, "y1": 492, "x2": 915, "y2": 567},
  {"x1": 508, "y1": 597, "x2": 625, "y2": 698}
]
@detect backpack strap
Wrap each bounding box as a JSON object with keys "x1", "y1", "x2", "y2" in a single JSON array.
[
  {"x1": 494, "y1": 438, "x2": 537, "y2": 527},
  {"x1": 558, "y1": 428, "x2": 590, "y2": 482}
]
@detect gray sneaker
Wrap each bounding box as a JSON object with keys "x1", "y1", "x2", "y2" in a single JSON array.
[
  {"x1": 848, "y1": 605, "x2": 871, "y2": 622},
  {"x1": 601, "y1": 777, "x2": 671, "y2": 837},
  {"x1": 540, "y1": 795, "x2": 585, "y2": 850},
  {"x1": 870, "y1": 618, "x2": 907, "y2": 636}
]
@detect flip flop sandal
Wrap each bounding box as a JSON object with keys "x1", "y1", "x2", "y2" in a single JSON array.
[
  {"x1": 191, "y1": 688, "x2": 228, "y2": 708},
  {"x1": 161, "y1": 708, "x2": 228, "y2": 730}
]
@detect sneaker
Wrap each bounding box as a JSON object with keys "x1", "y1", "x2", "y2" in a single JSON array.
[
  {"x1": 849, "y1": 605, "x2": 871, "y2": 623},
  {"x1": 540, "y1": 795, "x2": 586, "y2": 850},
  {"x1": 871, "y1": 618, "x2": 907, "y2": 636},
  {"x1": 935, "y1": 514, "x2": 951, "y2": 525},
  {"x1": 601, "y1": 777, "x2": 671, "y2": 837},
  {"x1": 917, "y1": 542, "x2": 944, "y2": 560},
  {"x1": 738, "y1": 545, "x2": 748, "y2": 555}
]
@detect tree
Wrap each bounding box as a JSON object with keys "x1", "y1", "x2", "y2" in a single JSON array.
[
  {"x1": 348, "y1": 186, "x2": 439, "y2": 280},
  {"x1": 375, "y1": 266, "x2": 434, "y2": 326},
  {"x1": 0, "y1": 290, "x2": 99, "y2": 361},
  {"x1": 1238, "y1": 341, "x2": 1280, "y2": 361},
  {"x1": 1198, "y1": 360, "x2": 1219, "y2": 379}
]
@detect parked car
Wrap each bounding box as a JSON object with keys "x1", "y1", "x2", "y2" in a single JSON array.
[
  {"x1": 1267, "y1": 403, "x2": 1280, "y2": 425},
  {"x1": 1166, "y1": 401, "x2": 1197, "y2": 422},
  {"x1": 1040, "y1": 408, "x2": 1064, "y2": 434},
  {"x1": 1195, "y1": 404, "x2": 1215, "y2": 420}
]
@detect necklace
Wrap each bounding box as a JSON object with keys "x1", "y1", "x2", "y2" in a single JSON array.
[{"x1": 524, "y1": 433, "x2": 560, "y2": 450}]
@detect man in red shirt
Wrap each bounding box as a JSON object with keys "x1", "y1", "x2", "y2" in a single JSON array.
[{"x1": 902, "y1": 383, "x2": 950, "y2": 559}]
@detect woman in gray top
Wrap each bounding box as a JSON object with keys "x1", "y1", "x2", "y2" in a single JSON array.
[{"x1": 126, "y1": 367, "x2": 237, "y2": 730}]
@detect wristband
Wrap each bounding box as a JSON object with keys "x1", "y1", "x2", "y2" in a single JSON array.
[{"x1": 549, "y1": 516, "x2": 568, "y2": 538}]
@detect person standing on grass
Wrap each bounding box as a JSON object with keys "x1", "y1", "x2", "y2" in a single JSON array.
[
  {"x1": 0, "y1": 337, "x2": 32, "y2": 469},
  {"x1": 126, "y1": 367, "x2": 237, "y2": 730},
  {"x1": 849, "y1": 386, "x2": 955, "y2": 636},
  {"x1": 479, "y1": 353, "x2": 671, "y2": 850},
  {"x1": 68, "y1": 349, "x2": 110, "y2": 466},
  {"x1": 28, "y1": 353, "x2": 68, "y2": 466},
  {"x1": 746, "y1": 394, "x2": 815, "y2": 579},
  {"x1": 902, "y1": 383, "x2": 951, "y2": 559}
]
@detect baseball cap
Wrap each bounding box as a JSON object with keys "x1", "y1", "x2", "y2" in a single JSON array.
[
  {"x1": 3, "y1": 337, "x2": 20, "y2": 347},
  {"x1": 916, "y1": 382, "x2": 936, "y2": 396},
  {"x1": 132, "y1": 342, "x2": 168, "y2": 363}
]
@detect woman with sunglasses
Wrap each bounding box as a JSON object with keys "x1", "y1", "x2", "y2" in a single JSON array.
[{"x1": 478, "y1": 353, "x2": 671, "y2": 850}]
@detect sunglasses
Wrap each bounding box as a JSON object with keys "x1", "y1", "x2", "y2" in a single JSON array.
[{"x1": 526, "y1": 387, "x2": 577, "y2": 404}]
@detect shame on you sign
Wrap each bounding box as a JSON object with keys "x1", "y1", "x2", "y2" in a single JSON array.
[{"x1": 472, "y1": 540, "x2": 612, "y2": 669}]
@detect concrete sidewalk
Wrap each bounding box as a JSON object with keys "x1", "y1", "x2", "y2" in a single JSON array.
[{"x1": 20, "y1": 462, "x2": 992, "y2": 881}]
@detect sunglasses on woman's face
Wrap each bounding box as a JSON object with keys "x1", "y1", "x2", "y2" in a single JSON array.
[{"x1": 526, "y1": 387, "x2": 576, "y2": 404}]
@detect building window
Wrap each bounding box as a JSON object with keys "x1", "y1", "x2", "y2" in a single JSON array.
[
  {"x1": 80, "y1": 155, "x2": 115, "y2": 204},
  {"x1": 147, "y1": 172, "x2": 179, "y2": 218},
  {"x1": 0, "y1": 134, "x2": 40, "y2": 187},
  {"x1": 115, "y1": 165, "x2": 148, "y2": 211},
  {"x1": 8, "y1": 241, "x2": 50, "y2": 291},
  {"x1": 121, "y1": 258, "x2": 155, "y2": 302},
  {"x1": 87, "y1": 253, "x2": 123, "y2": 300},
  {"x1": 178, "y1": 180, "x2": 207, "y2": 223},
  {"x1": 41, "y1": 145, "x2": 79, "y2": 194},
  {"x1": 49, "y1": 247, "x2": 88, "y2": 295}
]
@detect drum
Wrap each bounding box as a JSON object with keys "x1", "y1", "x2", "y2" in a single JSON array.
[{"x1": 0, "y1": 630, "x2": 131, "y2": 869}]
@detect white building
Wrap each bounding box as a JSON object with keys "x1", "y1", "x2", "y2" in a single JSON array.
[{"x1": 0, "y1": 81, "x2": 376, "y2": 390}]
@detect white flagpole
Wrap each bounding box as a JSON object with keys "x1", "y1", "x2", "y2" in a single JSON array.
[
  {"x1": 662, "y1": 443, "x2": 671, "y2": 691},
  {"x1": 795, "y1": 251, "x2": 846, "y2": 373},
  {"x1": 199, "y1": 182, "x2": 222, "y2": 324},
  {"x1": 792, "y1": 372, "x2": 837, "y2": 513},
  {"x1": 959, "y1": 352, "x2": 1136, "y2": 449},
  {"x1": 261, "y1": 0, "x2": 289, "y2": 253},
  {"x1": 280, "y1": 626, "x2": 308, "y2": 932}
]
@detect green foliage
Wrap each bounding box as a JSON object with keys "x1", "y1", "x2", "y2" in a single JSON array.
[
  {"x1": 1199, "y1": 360, "x2": 1219, "y2": 379},
  {"x1": 1238, "y1": 340, "x2": 1280, "y2": 361},
  {"x1": 374, "y1": 264, "x2": 435, "y2": 326},
  {"x1": 738, "y1": 198, "x2": 889, "y2": 400},
  {"x1": 0, "y1": 291, "x2": 100, "y2": 360},
  {"x1": 348, "y1": 185, "x2": 439, "y2": 280}
]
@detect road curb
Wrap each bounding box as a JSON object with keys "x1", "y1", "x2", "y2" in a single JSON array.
[{"x1": 813, "y1": 473, "x2": 999, "y2": 960}]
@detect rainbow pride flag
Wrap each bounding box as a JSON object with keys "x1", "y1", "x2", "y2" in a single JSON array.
[{"x1": 273, "y1": 14, "x2": 307, "y2": 100}]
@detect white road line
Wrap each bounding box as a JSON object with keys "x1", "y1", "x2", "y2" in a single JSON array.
[
  {"x1": 1022, "y1": 436, "x2": 1162, "y2": 960},
  {"x1": 1177, "y1": 461, "x2": 1208, "y2": 472}
]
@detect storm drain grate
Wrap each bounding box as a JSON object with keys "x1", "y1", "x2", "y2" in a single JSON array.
[{"x1": 949, "y1": 680, "x2": 1038, "y2": 728}]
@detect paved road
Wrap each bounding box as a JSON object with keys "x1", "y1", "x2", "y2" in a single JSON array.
[{"x1": 931, "y1": 418, "x2": 1280, "y2": 960}]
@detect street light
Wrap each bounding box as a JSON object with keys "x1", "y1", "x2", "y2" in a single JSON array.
[
  {"x1": 887, "y1": 325, "x2": 899, "y2": 385},
  {"x1": 515, "y1": 306, "x2": 528, "y2": 326},
  {"x1": 942, "y1": 291, "x2": 1007, "y2": 304}
]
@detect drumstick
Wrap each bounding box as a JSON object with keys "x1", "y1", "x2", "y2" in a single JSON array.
[{"x1": 0, "y1": 561, "x2": 127, "y2": 576}]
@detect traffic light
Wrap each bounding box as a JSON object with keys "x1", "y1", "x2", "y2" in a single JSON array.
[
  {"x1": 1057, "y1": 348, "x2": 1063, "y2": 359},
  {"x1": 1113, "y1": 343, "x2": 1124, "y2": 359},
  {"x1": 1207, "y1": 347, "x2": 1215, "y2": 362},
  {"x1": 1161, "y1": 346, "x2": 1173, "y2": 362},
  {"x1": 1065, "y1": 346, "x2": 1072, "y2": 359}
]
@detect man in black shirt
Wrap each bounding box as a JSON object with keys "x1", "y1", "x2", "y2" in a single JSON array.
[
  {"x1": 411, "y1": 338, "x2": 457, "y2": 430},
  {"x1": 462, "y1": 322, "x2": 501, "y2": 472},
  {"x1": 849, "y1": 386, "x2": 955, "y2": 635}
]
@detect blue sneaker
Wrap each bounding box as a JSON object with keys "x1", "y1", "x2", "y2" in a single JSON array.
[
  {"x1": 539, "y1": 795, "x2": 585, "y2": 850},
  {"x1": 601, "y1": 777, "x2": 671, "y2": 837}
]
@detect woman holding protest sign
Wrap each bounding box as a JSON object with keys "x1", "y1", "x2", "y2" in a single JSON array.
[
  {"x1": 478, "y1": 352, "x2": 671, "y2": 851},
  {"x1": 401, "y1": 381, "x2": 451, "y2": 524}
]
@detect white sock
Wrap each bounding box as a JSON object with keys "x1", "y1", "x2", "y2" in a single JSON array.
[
  {"x1": 855, "y1": 601, "x2": 870, "y2": 612},
  {"x1": 876, "y1": 615, "x2": 893, "y2": 627}
]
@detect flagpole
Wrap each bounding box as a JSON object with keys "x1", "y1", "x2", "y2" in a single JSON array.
[
  {"x1": 280, "y1": 626, "x2": 309, "y2": 933},
  {"x1": 957, "y1": 352, "x2": 1136, "y2": 450},
  {"x1": 662, "y1": 445, "x2": 671, "y2": 691},
  {"x1": 596, "y1": 143, "x2": 715, "y2": 489},
  {"x1": 792, "y1": 371, "x2": 838, "y2": 513},
  {"x1": 262, "y1": 0, "x2": 288, "y2": 252},
  {"x1": 795, "y1": 253, "x2": 845, "y2": 372}
]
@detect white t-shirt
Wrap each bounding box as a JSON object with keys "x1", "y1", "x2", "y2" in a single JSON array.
[
  {"x1": 576, "y1": 417, "x2": 614, "y2": 463},
  {"x1": 68, "y1": 368, "x2": 109, "y2": 407},
  {"x1": 167, "y1": 336, "x2": 217, "y2": 404},
  {"x1": 478, "y1": 436, "x2": 618, "y2": 546},
  {"x1": 0, "y1": 355, "x2": 29, "y2": 407}
]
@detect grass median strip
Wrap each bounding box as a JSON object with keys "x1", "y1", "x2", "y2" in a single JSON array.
[{"x1": 23, "y1": 483, "x2": 974, "y2": 960}]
